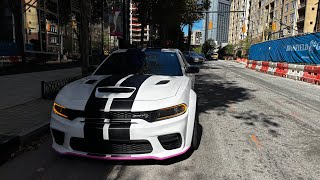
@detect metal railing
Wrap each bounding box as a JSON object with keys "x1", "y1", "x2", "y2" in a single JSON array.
[{"x1": 41, "y1": 75, "x2": 82, "y2": 99}]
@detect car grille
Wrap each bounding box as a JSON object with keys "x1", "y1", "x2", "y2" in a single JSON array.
[
  {"x1": 70, "y1": 137, "x2": 153, "y2": 154},
  {"x1": 85, "y1": 111, "x2": 157, "y2": 122}
]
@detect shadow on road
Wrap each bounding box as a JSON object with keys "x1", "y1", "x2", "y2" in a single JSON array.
[
  {"x1": 195, "y1": 70, "x2": 281, "y2": 137},
  {"x1": 195, "y1": 72, "x2": 253, "y2": 113},
  {"x1": 232, "y1": 110, "x2": 282, "y2": 137}
]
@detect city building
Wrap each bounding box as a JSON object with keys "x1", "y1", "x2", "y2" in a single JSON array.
[
  {"x1": 129, "y1": 2, "x2": 150, "y2": 46},
  {"x1": 201, "y1": 0, "x2": 231, "y2": 44},
  {"x1": 191, "y1": 30, "x2": 203, "y2": 46},
  {"x1": 242, "y1": 0, "x2": 318, "y2": 44},
  {"x1": 228, "y1": 0, "x2": 250, "y2": 44},
  {"x1": 297, "y1": 0, "x2": 318, "y2": 33},
  {"x1": 1, "y1": 0, "x2": 120, "y2": 62}
]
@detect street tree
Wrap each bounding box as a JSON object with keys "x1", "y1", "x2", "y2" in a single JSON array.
[
  {"x1": 133, "y1": 0, "x2": 210, "y2": 48},
  {"x1": 202, "y1": 39, "x2": 217, "y2": 55},
  {"x1": 79, "y1": 0, "x2": 89, "y2": 76},
  {"x1": 180, "y1": 0, "x2": 210, "y2": 49}
]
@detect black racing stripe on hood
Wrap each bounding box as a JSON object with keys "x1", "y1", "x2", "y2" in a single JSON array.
[
  {"x1": 84, "y1": 75, "x2": 126, "y2": 141},
  {"x1": 109, "y1": 74, "x2": 152, "y2": 111},
  {"x1": 108, "y1": 75, "x2": 151, "y2": 141}
]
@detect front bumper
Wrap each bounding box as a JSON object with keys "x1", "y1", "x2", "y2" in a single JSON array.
[{"x1": 50, "y1": 111, "x2": 193, "y2": 160}]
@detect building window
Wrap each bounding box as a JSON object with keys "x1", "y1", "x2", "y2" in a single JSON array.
[
  {"x1": 290, "y1": 13, "x2": 294, "y2": 23},
  {"x1": 310, "y1": 22, "x2": 313, "y2": 24},
  {"x1": 284, "y1": 16, "x2": 287, "y2": 24},
  {"x1": 285, "y1": 4, "x2": 289, "y2": 12},
  {"x1": 292, "y1": 0, "x2": 296, "y2": 8}
]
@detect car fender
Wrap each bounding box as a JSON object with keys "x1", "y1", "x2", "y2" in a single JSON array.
[{"x1": 185, "y1": 89, "x2": 197, "y2": 147}]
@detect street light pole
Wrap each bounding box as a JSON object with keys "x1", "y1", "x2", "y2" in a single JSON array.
[{"x1": 204, "y1": 12, "x2": 209, "y2": 42}]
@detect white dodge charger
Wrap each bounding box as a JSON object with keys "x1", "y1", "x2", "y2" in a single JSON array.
[{"x1": 50, "y1": 48, "x2": 200, "y2": 160}]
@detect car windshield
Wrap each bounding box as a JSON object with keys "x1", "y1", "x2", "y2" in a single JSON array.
[{"x1": 94, "y1": 51, "x2": 183, "y2": 76}]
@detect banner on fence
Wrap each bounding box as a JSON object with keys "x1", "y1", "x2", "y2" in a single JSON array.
[{"x1": 249, "y1": 32, "x2": 320, "y2": 64}]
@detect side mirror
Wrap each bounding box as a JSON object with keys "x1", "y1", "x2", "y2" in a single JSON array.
[
  {"x1": 88, "y1": 66, "x2": 96, "y2": 74},
  {"x1": 186, "y1": 66, "x2": 199, "y2": 73}
]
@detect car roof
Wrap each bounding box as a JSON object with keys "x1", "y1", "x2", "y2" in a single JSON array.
[{"x1": 113, "y1": 48, "x2": 179, "y2": 54}]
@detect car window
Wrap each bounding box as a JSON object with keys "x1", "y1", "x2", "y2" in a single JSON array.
[{"x1": 94, "y1": 51, "x2": 183, "y2": 76}]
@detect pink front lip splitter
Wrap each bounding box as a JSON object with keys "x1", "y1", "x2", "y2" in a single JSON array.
[{"x1": 57, "y1": 146, "x2": 191, "y2": 161}]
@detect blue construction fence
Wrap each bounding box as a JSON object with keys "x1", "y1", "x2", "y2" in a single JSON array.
[{"x1": 249, "y1": 32, "x2": 320, "y2": 64}]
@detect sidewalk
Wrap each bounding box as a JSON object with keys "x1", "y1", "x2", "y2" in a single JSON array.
[
  {"x1": 0, "y1": 67, "x2": 81, "y2": 110},
  {"x1": 0, "y1": 68, "x2": 81, "y2": 164}
]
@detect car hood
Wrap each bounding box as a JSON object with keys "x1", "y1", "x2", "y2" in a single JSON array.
[{"x1": 56, "y1": 74, "x2": 184, "y2": 109}]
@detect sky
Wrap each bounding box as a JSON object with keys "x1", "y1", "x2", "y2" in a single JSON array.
[{"x1": 183, "y1": 20, "x2": 203, "y2": 36}]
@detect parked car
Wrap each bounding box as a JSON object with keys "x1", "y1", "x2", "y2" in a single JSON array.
[
  {"x1": 50, "y1": 48, "x2": 201, "y2": 160},
  {"x1": 198, "y1": 53, "x2": 207, "y2": 61},
  {"x1": 207, "y1": 52, "x2": 218, "y2": 60},
  {"x1": 183, "y1": 51, "x2": 205, "y2": 64}
]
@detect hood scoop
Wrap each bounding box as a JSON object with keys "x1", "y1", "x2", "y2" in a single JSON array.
[
  {"x1": 95, "y1": 87, "x2": 136, "y2": 99},
  {"x1": 85, "y1": 79, "x2": 97, "y2": 84},
  {"x1": 97, "y1": 87, "x2": 135, "y2": 93},
  {"x1": 156, "y1": 80, "x2": 170, "y2": 85}
]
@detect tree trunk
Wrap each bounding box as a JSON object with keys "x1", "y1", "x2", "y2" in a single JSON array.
[
  {"x1": 187, "y1": 24, "x2": 192, "y2": 51},
  {"x1": 8, "y1": 0, "x2": 25, "y2": 63},
  {"x1": 13, "y1": 14, "x2": 25, "y2": 63},
  {"x1": 80, "y1": 0, "x2": 89, "y2": 76}
]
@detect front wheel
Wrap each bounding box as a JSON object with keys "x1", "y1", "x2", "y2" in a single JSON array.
[{"x1": 191, "y1": 108, "x2": 200, "y2": 150}]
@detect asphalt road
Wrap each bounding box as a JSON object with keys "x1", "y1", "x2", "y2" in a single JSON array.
[{"x1": 1, "y1": 60, "x2": 320, "y2": 180}]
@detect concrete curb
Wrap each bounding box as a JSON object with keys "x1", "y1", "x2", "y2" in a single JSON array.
[
  {"x1": 19, "y1": 121, "x2": 50, "y2": 146},
  {"x1": 0, "y1": 121, "x2": 50, "y2": 165}
]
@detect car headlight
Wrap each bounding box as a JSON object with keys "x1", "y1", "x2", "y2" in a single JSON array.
[
  {"x1": 53, "y1": 103, "x2": 81, "y2": 120},
  {"x1": 156, "y1": 104, "x2": 187, "y2": 120}
]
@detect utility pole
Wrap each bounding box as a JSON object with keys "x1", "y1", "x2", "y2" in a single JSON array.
[
  {"x1": 204, "y1": 12, "x2": 209, "y2": 41},
  {"x1": 188, "y1": 24, "x2": 192, "y2": 51}
]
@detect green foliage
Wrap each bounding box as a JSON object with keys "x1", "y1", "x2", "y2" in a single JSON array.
[
  {"x1": 236, "y1": 37, "x2": 250, "y2": 57},
  {"x1": 193, "y1": 46, "x2": 202, "y2": 53},
  {"x1": 236, "y1": 50, "x2": 242, "y2": 58},
  {"x1": 132, "y1": 0, "x2": 210, "y2": 47},
  {"x1": 225, "y1": 44, "x2": 235, "y2": 55},
  {"x1": 218, "y1": 44, "x2": 234, "y2": 58},
  {"x1": 202, "y1": 39, "x2": 216, "y2": 55},
  {"x1": 180, "y1": 0, "x2": 210, "y2": 26}
]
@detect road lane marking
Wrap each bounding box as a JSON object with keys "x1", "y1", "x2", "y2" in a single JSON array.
[{"x1": 251, "y1": 134, "x2": 263, "y2": 149}]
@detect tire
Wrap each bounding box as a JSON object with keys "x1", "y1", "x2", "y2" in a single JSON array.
[{"x1": 191, "y1": 105, "x2": 200, "y2": 150}]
